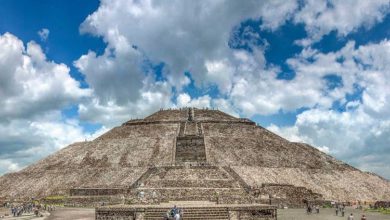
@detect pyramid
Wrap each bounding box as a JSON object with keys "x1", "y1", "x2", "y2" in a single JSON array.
[{"x1": 0, "y1": 108, "x2": 389, "y2": 206}]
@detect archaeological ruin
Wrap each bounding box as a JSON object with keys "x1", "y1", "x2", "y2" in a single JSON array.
[{"x1": 0, "y1": 108, "x2": 389, "y2": 219}]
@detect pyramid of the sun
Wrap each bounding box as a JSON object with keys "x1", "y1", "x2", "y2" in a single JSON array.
[{"x1": 0, "y1": 108, "x2": 389, "y2": 205}]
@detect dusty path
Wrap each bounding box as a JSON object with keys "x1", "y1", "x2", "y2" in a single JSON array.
[
  {"x1": 44, "y1": 207, "x2": 94, "y2": 220},
  {"x1": 4, "y1": 206, "x2": 387, "y2": 220},
  {"x1": 278, "y1": 207, "x2": 390, "y2": 220}
]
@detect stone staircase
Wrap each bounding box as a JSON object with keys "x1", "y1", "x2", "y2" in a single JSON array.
[
  {"x1": 128, "y1": 165, "x2": 255, "y2": 204},
  {"x1": 179, "y1": 122, "x2": 186, "y2": 136},
  {"x1": 136, "y1": 187, "x2": 252, "y2": 204},
  {"x1": 144, "y1": 204, "x2": 229, "y2": 220},
  {"x1": 96, "y1": 202, "x2": 277, "y2": 220},
  {"x1": 175, "y1": 109, "x2": 207, "y2": 164},
  {"x1": 125, "y1": 108, "x2": 257, "y2": 207}
]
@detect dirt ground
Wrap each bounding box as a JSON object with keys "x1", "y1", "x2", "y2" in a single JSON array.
[
  {"x1": 3, "y1": 206, "x2": 389, "y2": 220},
  {"x1": 44, "y1": 207, "x2": 390, "y2": 220},
  {"x1": 278, "y1": 207, "x2": 390, "y2": 220},
  {"x1": 44, "y1": 207, "x2": 94, "y2": 220}
]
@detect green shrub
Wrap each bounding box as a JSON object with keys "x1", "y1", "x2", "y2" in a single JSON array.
[{"x1": 366, "y1": 207, "x2": 390, "y2": 214}]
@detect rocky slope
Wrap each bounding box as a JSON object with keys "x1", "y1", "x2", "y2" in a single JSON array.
[{"x1": 0, "y1": 108, "x2": 389, "y2": 201}]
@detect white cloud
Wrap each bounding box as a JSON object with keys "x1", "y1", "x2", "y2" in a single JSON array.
[
  {"x1": 37, "y1": 28, "x2": 50, "y2": 42},
  {"x1": 0, "y1": 33, "x2": 91, "y2": 120},
  {"x1": 227, "y1": 39, "x2": 389, "y2": 119},
  {"x1": 205, "y1": 59, "x2": 234, "y2": 94},
  {"x1": 74, "y1": 47, "x2": 143, "y2": 105},
  {"x1": 72, "y1": 1, "x2": 390, "y2": 179},
  {"x1": 270, "y1": 107, "x2": 390, "y2": 178},
  {"x1": 0, "y1": 114, "x2": 106, "y2": 174},
  {"x1": 77, "y1": 75, "x2": 174, "y2": 127},
  {"x1": 176, "y1": 93, "x2": 211, "y2": 108},
  {"x1": 2, "y1": 0, "x2": 390, "y2": 179},
  {"x1": 223, "y1": 47, "x2": 340, "y2": 116},
  {"x1": 0, "y1": 159, "x2": 21, "y2": 174},
  {"x1": 175, "y1": 94, "x2": 240, "y2": 118},
  {"x1": 267, "y1": 124, "x2": 305, "y2": 143},
  {"x1": 176, "y1": 93, "x2": 192, "y2": 107},
  {"x1": 76, "y1": 0, "x2": 390, "y2": 121},
  {"x1": 267, "y1": 39, "x2": 390, "y2": 178},
  {"x1": 0, "y1": 33, "x2": 98, "y2": 175},
  {"x1": 260, "y1": 0, "x2": 298, "y2": 30},
  {"x1": 78, "y1": 0, "x2": 298, "y2": 90},
  {"x1": 210, "y1": 98, "x2": 239, "y2": 117},
  {"x1": 293, "y1": 0, "x2": 390, "y2": 44}
]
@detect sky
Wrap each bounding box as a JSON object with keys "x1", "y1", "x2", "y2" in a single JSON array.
[{"x1": 0, "y1": 0, "x2": 390, "y2": 179}]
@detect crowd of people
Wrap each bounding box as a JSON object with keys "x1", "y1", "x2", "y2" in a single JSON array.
[
  {"x1": 334, "y1": 203, "x2": 368, "y2": 220},
  {"x1": 7, "y1": 202, "x2": 37, "y2": 217},
  {"x1": 1, "y1": 201, "x2": 55, "y2": 218},
  {"x1": 305, "y1": 204, "x2": 320, "y2": 214},
  {"x1": 335, "y1": 203, "x2": 346, "y2": 217},
  {"x1": 303, "y1": 202, "x2": 369, "y2": 219}
]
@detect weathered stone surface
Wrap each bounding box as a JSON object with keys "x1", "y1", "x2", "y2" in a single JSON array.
[
  {"x1": 0, "y1": 108, "x2": 389, "y2": 205},
  {"x1": 96, "y1": 203, "x2": 277, "y2": 220}
]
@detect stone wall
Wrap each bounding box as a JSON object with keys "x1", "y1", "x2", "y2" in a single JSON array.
[
  {"x1": 175, "y1": 136, "x2": 206, "y2": 163},
  {"x1": 65, "y1": 195, "x2": 124, "y2": 207},
  {"x1": 251, "y1": 183, "x2": 323, "y2": 208},
  {"x1": 96, "y1": 204, "x2": 277, "y2": 220},
  {"x1": 131, "y1": 187, "x2": 251, "y2": 204},
  {"x1": 96, "y1": 207, "x2": 137, "y2": 220},
  {"x1": 70, "y1": 188, "x2": 125, "y2": 196},
  {"x1": 233, "y1": 166, "x2": 390, "y2": 202}
]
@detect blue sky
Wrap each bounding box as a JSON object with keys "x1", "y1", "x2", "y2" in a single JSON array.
[{"x1": 1, "y1": 0, "x2": 390, "y2": 179}]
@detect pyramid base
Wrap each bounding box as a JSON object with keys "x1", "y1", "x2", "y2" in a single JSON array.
[{"x1": 96, "y1": 202, "x2": 277, "y2": 220}]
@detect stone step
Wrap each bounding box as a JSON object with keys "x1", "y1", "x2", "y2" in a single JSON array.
[
  {"x1": 145, "y1": 207, "x2": 229, "y2": 220},
  {"x1": 145, "y1": 215, "x2": 229, "y2": 219},
  {"x1": 184, "y1": 121, "x2": 198, "y2": 136},
  {"x1": 179, "y1": 122, "x2": 186, "y2": 136},
  {"x1": 160, "y1": 200, "x2": 216, "y2": 206},
  {"x1": 146, "y1": 213, "x2": 229, "y2": 217},
  {"x1": 145, "y1": 207, "x2": 228, "y2": 212},
  {"x1": 145, "y1": 216, "x2": 229, "y2": 220},
  {"x1": 146, "y1": 217, "x2": 228, "y2": 219},
  {"x1": 147, "y1": 211, "x2": 228, "y2": 214},
  {"x1": 96, "y1": 202, "x2": 277, "y2": 220},
  {"x1": 130, "y1": 187, "x2": 253, "y2": 204},
  {"x1": 144, "y1": 179, "x2": 238, "y2": 188},
  {"x1": 145, "y1": 207, "x2": 228, "y2": 211}
]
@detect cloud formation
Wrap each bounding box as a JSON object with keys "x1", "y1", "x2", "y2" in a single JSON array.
[
  {"x1": 77, "y1": 0, "x2": 390, "y2": 118},
  {"x1": 268, "y1": 40, "x2": 390, "y2": 178},
  {"x1": 294, "y1": 0, "x2": 390, "y2": 45},
  {"x1": 2, "y1": 1, "x2": 390, "y2": 179},
  {"x1": 0, "y1": 33, "x2": 100, "y2": 174},
  {"x1": 74, "y1": 0, "x2": 390, "y2": 178},
  {"x1": 0, "y1": 33, "x2": 91, "y2": 121}
]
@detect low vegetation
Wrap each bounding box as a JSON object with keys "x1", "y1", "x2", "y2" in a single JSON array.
[{"x1": 366, "y1": 207, "x2": 390, "y2": 215}]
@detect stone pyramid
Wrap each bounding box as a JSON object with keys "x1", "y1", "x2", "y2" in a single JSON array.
[{"x1": 0, "y1": 108, "x2": 389, "y2": 205}]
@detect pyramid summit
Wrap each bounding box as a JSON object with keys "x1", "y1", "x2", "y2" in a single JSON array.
[{"x1": 0, "y1": 108, "x2": 389, "y2": 206}]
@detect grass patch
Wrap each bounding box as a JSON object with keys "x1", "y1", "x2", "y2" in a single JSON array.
[{"x1": 365, "y1": 208, "x2": 390, "y2": 214}]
